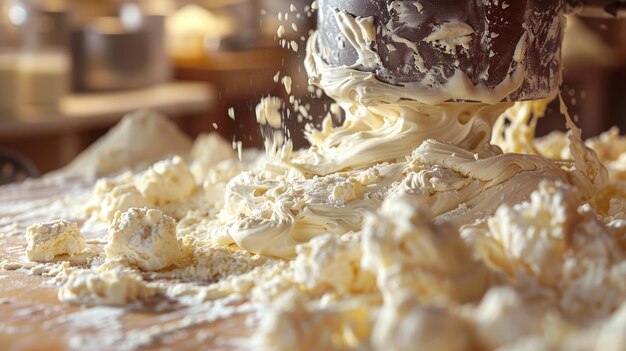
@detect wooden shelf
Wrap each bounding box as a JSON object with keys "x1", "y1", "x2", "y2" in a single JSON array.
[
  {"x1": 174, "y1": 47, "x2": 290, "y2": 71},
  {"x1": 0, "y1": 82, "x2": 215, "y2": 140}
]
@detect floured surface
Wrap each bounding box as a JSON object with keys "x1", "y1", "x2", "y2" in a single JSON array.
[
  {"x1": 2, "y1": 3, "x2": 626, "y2": 351},
  {"x1": 0, "y1": 258, "x2": 246, "y2": 351},
  {"x1": 0, "y1": 183, "x2": 255, "y2": 351},
  {"x1": 2, "y1": 104, "x2": 625, "y2": 350}
]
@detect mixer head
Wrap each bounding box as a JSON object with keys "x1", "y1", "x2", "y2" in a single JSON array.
[{"x1": 314, "y1": 0, "x2": 622, "y2": 104}]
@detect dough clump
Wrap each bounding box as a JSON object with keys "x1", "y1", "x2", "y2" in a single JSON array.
[
  {"x1": 105, "y1": 208, "x2": 183, "y2": 271},
  {"x1": 26, "y1": 220, "x2": 85, "y2": 262},
  {"x1": 373, "y1": 293, "x2": 473, "y2": 351},
  {"x1": 473, "y1": 181, "x2": 626, "y2": 317},
  {"x1": 101, "y1": 183, "x2": 147, "y2": 222},
  {"x1": 88, "y1": 156, "x2": 198, "y2": 222},
  {"x1": 58, "y1": 264, "x2": 155, "y2": 306},
  {"x1": 136, "y1": 156, "x2": 197, "y2": 206},
  {"x1": 293, "y1": 233, "x2": 375, "y2": 294},
  {"x1": 362, "y1": 195, "x2": 488, "y2": 304}
]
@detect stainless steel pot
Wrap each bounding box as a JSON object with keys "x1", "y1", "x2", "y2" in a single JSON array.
[{"x1": 71, "y1": 14, "x2": 170, "y2": 92}]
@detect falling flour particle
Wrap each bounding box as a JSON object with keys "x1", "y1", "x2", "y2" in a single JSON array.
[
  {"x1": 298, "y1": 105, "x2": 309, "y2": 118},
  {"x1": 281, "y1": 76, "x2": 293, "y2": 95},
  {"x1": 256, "y1": 96, "x2": 283, "y2": 129},
  {"x1": 228, "y1": 107, "x2": 236, "y2": 120},
  {"x1": 236, "y1": 141, "x2": 243, "y2": 161}
]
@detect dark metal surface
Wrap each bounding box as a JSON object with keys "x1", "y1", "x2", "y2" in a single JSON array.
[
  {"x1": 71, "y1": 16, "x2": 170, "y2": 92},
  {"x1": 316, "y1": 0, "x2": 564, "y2": 102}
]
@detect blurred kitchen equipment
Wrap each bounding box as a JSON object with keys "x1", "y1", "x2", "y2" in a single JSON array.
[
  {"x1": 11, "y1": 0, "x2": 70, "y2": 111},
  {"x1": 0, "y1": 148, "x2": 38, "y2": 185},
  {"x1": 168, "y1": 0, "x2": 261, "y2": 59},
  {"x1": 71, "y1": 1, "x2": 170, "y2": 92},
  {"x1": 0, "y1": 50, "x2": 18, "y2": 115},
  {"x1": 167, "y1": 4, "x2": 235, "y2": 59},
  {"x1": 202, "y1": 0, "x2": 260, "y2": 50}
]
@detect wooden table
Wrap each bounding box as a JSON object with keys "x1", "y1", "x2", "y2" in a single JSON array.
[{"x1": 0, "y1": 179, "x2": 252, "y2": 351}]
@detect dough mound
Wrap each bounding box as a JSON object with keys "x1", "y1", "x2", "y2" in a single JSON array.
[
  {"x1": 136, "y1": 156, "x2": 197, "y2": 206},
  {"x1": 59, "y1": 265, "x2": 155, "y2": 306},
  {"x1": 105, "y1": 208, "x2": 183, "y2": 271}
]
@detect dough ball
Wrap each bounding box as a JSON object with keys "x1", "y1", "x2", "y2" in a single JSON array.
[
  {"x1": 136, "y1": 156, "x2": 197, "y2": 206},
  {"x1": 100, "y1": 184, "x2": 147, "y2": 222},
  {"x1": 105, "y1": 208, "x2": 183, "y2": 271}
]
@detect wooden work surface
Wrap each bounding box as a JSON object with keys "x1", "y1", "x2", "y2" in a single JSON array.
[{"x1": 0, "y1": 179, "x2": 253, "y2": 351}]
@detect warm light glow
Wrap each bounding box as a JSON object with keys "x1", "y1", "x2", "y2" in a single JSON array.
[
  {"x1": 166, "y1": 4, "x2": 237, "y2": 57},
  {"x1": 120, "y1": 3, "x2": 143, "y2": 31},
  {"x1": 8, "y1": 2, "x2": 27, "y2": 26}
]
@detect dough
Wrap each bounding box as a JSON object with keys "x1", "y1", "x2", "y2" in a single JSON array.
[
  {"x1": 373, "y1": 293, "x2": 472, "y2": 351},
  {"x1": 256, "y1": 291, "x2": 373, "y2": 351},
  {"x1": 136, "y1": 156, "x2": 197, "y2": 206},
  {"x1": 293, "y1": 233, "x2": 374, "y2": 294},
  {"x1": 472, "y1": 287, "x2": 534, "y2": 349},
  {"x1": 189, "y1": 133, "x2": 237, "y2": 182},
  {"x1": 362, "y1": 195, "x2": 488, "y2": 304},
  {"x1": 100, "y1": 184, "x2": 147, "y2": 222},
  {"x1": 471, "y1": 181, "x2": 626, "y2": 316},
  {"x1": 58, "y1": 264, "x2": 155, "y2": 306},
  {"x1": 15, "y1": 3, "x2": 626, "y2": 350},
  {"x1": 51, "y1": 110, "x2": 193, "y2": 179},
  {"x1": 105, "y1": 208, "x2": 183, "y2": 271},
  {"x1": 26, "y1": 220, "x2": 85, "y2": 262}
]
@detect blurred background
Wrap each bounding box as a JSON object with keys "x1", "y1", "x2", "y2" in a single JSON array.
[
  {"x1": 0, "y1": 0, "x2": 625, "y2": 182},
  {"x1": 0, "y1": 0, "x2": 322, "y2": 181}
]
